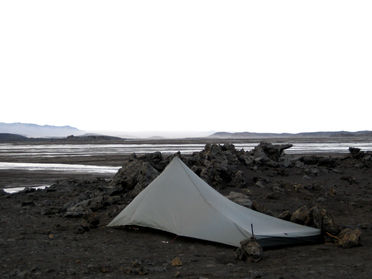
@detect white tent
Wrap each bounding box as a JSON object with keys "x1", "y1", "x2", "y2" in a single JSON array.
[{"x1": 108, "y1": 157, "x2": 321, "y2": 247}]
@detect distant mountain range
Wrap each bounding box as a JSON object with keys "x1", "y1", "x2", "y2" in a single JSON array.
[
  {"x1": 209, "y1": 131, "x2": 372, "y2": 138},
  {"x1": 0, "y1": 122, "x2": 84, "y2": 138},
  {"x1": 1, "y1": 122, "x2": 371, "y2": 141}
]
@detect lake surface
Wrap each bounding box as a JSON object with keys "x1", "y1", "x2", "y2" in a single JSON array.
[
  {"x1": 0, "y1": 162, "x2": 120, "y2": 174},
  {"x1": 1, "y1": 141, "x2": 371, "y2": 193},
  {"x1": 0, "y1": 141, "x2": 371, "y2": 177},
  {"x1": 1, "y1": 142, "x2": 372, "y2": 157}
]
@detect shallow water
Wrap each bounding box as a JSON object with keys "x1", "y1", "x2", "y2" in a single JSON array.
[
  {"x1": 0, "y1": 162, "x2": 120, "y2": 174},
  {"x1": 1, "y1": 142, "x2": 372, "y2": 158},
  {"x1": 1, "y1": 141, "x2": 371, "y2": 193},
  {"x1": 3, "y1": 185, "x2": 50, "y2": 194},
  {"x1": 1, "y1": 142, "x2": 371, "y2": 190}
]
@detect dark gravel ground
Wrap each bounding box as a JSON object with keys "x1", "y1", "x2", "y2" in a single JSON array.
[{"x1": 1, "y1": 143, "x2": 372, "y2": 278}]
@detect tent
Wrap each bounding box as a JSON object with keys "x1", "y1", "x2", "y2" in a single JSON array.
[{"x1": 108, "y1": 157, "x2": 321, "y2": 247}]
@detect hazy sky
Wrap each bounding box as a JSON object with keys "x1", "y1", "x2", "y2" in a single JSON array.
[{"x1": 1, "y1": 1, "x2": 371, "y2": 134}]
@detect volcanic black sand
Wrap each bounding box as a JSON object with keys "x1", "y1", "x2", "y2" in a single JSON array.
[{"x1": 0, "y1": 141, "x2": 371, "y2": 278}]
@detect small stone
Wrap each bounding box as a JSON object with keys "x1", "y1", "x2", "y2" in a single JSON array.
[
  {"x1": 338, "y1": 228, "x2": 362, "y2": 248},
  {"x1": 48, "y1": 234, "x2": 54, "y2": 240},
  {"x1": 171, "y1": 257, "x2": 182, "y2": 266}
]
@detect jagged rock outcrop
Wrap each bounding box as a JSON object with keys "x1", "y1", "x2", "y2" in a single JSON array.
[
  {"x1": 109, "y1": 156, "x2": 160, "y2": 197},
  {"x1": 251, "y1": 142, "x2": 292, "y2": 163},
  {"x1": 59, "y1": 142, "x2": 296, "y2": 219},
  {"x1": 349, "y1": 147, "x2": 372, "y2": 162}
]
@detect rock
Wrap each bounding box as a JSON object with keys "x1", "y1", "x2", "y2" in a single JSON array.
[
  {"x1": 74, "y1": 223, "x2": 89, "y2": 234},
  {"x1": 290, "y1": 205, "x2": 311, "y2": 225},
  {"x1": 321, "y1": 211, "x2": 340, "y2": 235},
  {"x1": 304, "y1": 167, "x2": 319, "y2": 176},
  {"x1": 239, "y1": 153, "x2": 254, "y2": 166},
  {"x1": 232, "y1": 170, "x2": 249, "y2": 187},
  {"x1": 300, "y1": 156, "x2": 337, "y2": 168},
  {"x1": 86, "y1": 196, "x2": 105, "y2": 211},
  {"x1": 337, "y1": 228, "x2": 362, "y2": 248},
  {"x1": 226, "y1": 192, "x2": 252, "y2": 208},
  {"x1": 272, "y1": 184, "x2": 284, "y2": 192},
  {"x1": 171, "y1": 256, "x2": 182, "y2": 266},
  {"x1": 141, "y1": 151, "x2": 166, "y2": 171},
  {"x1": 236, "y1": 238, "x2": 263, "y2": 262},
  {"x1": 124, "y1": 260, "x2": 148, "y2": 275},
  {"x1": 103, "y1": 195, "x2": 121, "y2": 206},
  {"x1": 349, "y1": 147, "x2": 362, "y2": 159},
  {"x1": 280, "y1": 156, "x2": 292, "y2": 168},
  {"x1": 278, "y1": 210, "x2": 291, "y2": 221},
  {"x1": 190, "y1": 144, "x2": 242, "y2": 189},
  {"x1": 110, "y1": 160, "x2": 159, "y2": 196},
  {"x1": 251, "y1": 201, "x2": 264, "y2": 213},
  {"x1": 295, "y1": 161, "x2": 305, "y2": 168},
  {"x1": 64, "y1": 200, "x2": 93, "y2": 218},
  {"x1": 21, "y1": 200, "x2": 35, "y2": 207},
  {"x1": 311, "y1": 206, "x2": 340, "y2": 235},
  {"x1": 84, "y1": 213, "x2": 100, "y2": 228},
  {"x1": 251, "y1": 142, "x2": 292, "y2": 162},
  {"x1": 265, "y1": 192, "x2": 281, "y2": 200},
  {"x1": 255, "y1": 180, "x2": 265, "y2": 188}
]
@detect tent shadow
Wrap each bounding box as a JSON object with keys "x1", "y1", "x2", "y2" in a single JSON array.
[
  {"x1": 111, "y1": 225, "x2": 324, "y2": 251},
  {"x1": 113, "y1": 225, "x2": 235, "y2": 249}
]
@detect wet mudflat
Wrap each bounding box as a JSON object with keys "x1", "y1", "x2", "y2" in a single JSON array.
[{"x1": 1, "y1": 142, "x2": 372, "y2": 278}]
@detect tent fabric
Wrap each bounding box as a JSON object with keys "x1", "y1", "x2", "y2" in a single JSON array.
[{"x1": 108, "y1": 157, "x2": 321, "y2": 247}]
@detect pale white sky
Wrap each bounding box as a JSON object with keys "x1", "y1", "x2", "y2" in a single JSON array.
[{"x1": 1, "y1": 1, "x2": 371, "y2": 135}]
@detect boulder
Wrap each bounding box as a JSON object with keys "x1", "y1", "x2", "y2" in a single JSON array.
[
  {"x1": 337, "y1": 228, "x2": 362, "y2": 248},
  {"x1": 109, "y1": 160, "x2": 159, "y2": 196},
  {"x1": 290, "y1": 205, "x2": 311, "y2": 225},
  {"x1": 251, "y1": 142, "x2": 292, "y2": 162},
  {"x1": 349, "y1": 147, "x2": 363, "y2": 159},
  {"x1": 190, "y1": 144, "x2": 242, "y2": 189},
  {"x1": 311, "y1": 206, "x2": 340, "y2": 235},
  {"x1": 226, "y1": 191, "x2": 252, "y2": 208},
  {"x1": 278, "y1": 210, "x2": 291, "y2": 221},
  {"x1": 235, "y1": 238, "x2": 263, "y2": 262}
]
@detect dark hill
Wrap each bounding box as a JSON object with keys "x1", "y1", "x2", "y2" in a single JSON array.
[{"x1": 0, "y1": 133, "x2": 28, "y2": 141}]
